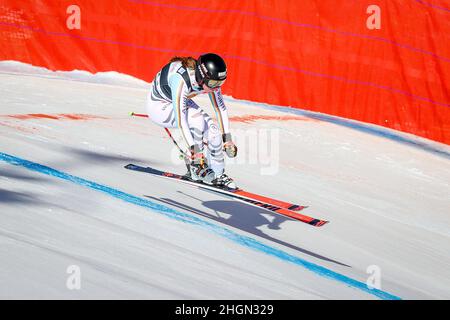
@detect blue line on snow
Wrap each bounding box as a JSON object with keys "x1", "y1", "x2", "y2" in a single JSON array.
[{"x1": 0, "y1": 152, "x2": 401, "y2": 300}]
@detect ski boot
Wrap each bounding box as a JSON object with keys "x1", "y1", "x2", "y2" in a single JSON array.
[
  {"x1": 188, "y1": 162, "x2": 216, "y2": 185},
  {"x1": 212, "y1": 172, "x2": 237, "y2": 190}
]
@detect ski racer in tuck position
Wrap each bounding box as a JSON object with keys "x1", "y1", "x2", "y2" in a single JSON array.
[{"x1": 146, "y1": 53, "x2": 238, "y2": 189}]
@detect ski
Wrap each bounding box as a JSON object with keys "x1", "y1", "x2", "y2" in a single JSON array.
[{"x1": 124, "y1": 164, "x2": 328, "y2": 227}]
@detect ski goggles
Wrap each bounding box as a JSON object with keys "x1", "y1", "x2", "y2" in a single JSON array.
[{"x1": 204, "y1": 78, "x2": 225, "y2": 89}]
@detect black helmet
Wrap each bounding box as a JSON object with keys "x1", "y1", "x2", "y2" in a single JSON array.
[{"x1": 195, "y1": 53, "x2": 227, "y2": 89}]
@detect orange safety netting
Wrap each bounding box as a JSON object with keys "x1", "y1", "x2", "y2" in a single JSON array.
[{"x1": 1, "y1": 0, "x2": 449, "y2": 144}]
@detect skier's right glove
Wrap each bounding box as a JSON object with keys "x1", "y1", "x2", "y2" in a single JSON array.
[{"x1": 190, "y1": 144, "x2": 205, "y2": 166}]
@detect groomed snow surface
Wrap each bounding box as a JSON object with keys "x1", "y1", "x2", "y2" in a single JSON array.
[{"x1": 0, "y1": 61, "x2": 449, "y2": 300}]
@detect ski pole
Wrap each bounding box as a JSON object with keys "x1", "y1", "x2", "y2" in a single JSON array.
[
  {"x1": 129, "y1": 111, "x2": 187, "y2": 154},
  {"x1": 130, "y1": 111, "x2": 188, "y2": 156},
  {"x1": 164, "y1": 128, "x2": 188, "y2": 158},
  {"x1": 129, "y1": 112, "x2": 148, "y2": 118},
  {"x1": 129, "y1": 111, "x2": 191, "y2": 172},
  {"x1": 164, "y1": 128, "x2": 192, "y2": 173}
]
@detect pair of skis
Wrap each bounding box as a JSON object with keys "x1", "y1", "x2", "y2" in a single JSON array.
[{"x1": 125, "y1": 164, "x2": 328, "y2": 227}]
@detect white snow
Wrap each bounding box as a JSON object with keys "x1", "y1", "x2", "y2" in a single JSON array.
[{"x1": 0, "y1": 61, "x2": 449, "y2": 299}]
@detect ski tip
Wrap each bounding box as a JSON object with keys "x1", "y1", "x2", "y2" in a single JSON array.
[
  {"x1": 288, "y1": 205, "x2": 309, "y2": 211},
  {"x1": 128, "y1": 111, "x2": 135, "y2": 116},
  {"x1": 310, "y1": 219, "x2": 329, "y2": 227}
]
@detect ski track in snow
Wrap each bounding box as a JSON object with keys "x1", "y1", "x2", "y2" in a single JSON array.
[{"x1": 1, "y1": 61, "x2": 449, "y2": 299}]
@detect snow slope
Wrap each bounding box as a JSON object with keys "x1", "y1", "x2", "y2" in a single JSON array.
[{"x1": 0, "y1": 61, "x2": 449, "y2": 299}]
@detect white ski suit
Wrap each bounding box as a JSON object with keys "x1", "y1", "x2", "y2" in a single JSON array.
[{"x1": 146, "y1": 60, "x2": 231, "y2": 176}]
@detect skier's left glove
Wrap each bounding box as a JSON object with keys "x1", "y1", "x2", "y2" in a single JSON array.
[{"x1": 223, "y1": 133, "x2": 238, "y2": 158}]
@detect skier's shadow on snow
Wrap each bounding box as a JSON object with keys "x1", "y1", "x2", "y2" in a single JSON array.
[
  {"x1": 0, "y1": 188, "x2": 40, "y2": 204},
  {"x1": 0, "y1": 169, "x2": 53, "y2": 183},
  {"x1": 63, "y1": 147, "x2": 155, "y2": 166},
  {"x1": 144, "y1": 193, "x2": 350, "y2": 268}
]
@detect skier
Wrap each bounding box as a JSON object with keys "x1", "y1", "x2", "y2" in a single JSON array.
[{"x1": 146, "y1": 53, "x2": 238, "y2": 189}]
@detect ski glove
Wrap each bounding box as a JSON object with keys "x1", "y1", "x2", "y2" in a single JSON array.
[
  {"x1": 190, "y1": 144, "x2": 205, "y2": 166},
  {"x1": 224, "y1": 141, "x2": 238, "y2": 158},
  {"x1": 223, "y1": 133, "x2": 238, "y2": 158}
]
